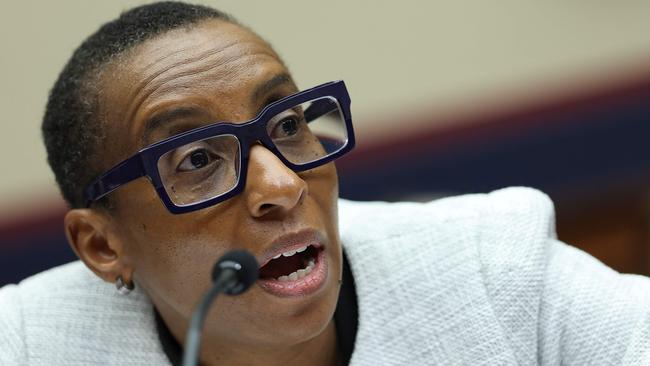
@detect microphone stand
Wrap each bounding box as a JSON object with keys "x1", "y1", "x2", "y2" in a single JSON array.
[
  {"x1": 181, "y1": 250, "x2": 258, "y2": 366},
  {"x1": 182, "y1": 270, "x2": 236, "y2": 366}
]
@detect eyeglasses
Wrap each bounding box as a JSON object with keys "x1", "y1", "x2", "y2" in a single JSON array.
[{"x1": 84, "y1": 80, "x2": 355, "y2": 214}]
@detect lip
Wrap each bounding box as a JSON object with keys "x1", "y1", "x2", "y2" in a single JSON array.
[
  {"x1": 256, "y1": 229, "x2": 328, "y2": 298},
  {"x1": 257, "y1": 229, "x2": 325, "y2": 268},
  {"x1": 257, "y1": 248, "x2": 328, "y2": 298}
]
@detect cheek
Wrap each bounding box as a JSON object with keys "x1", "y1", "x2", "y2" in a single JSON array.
[
  {"x1": 305, "y1": 163, "x2": 340, "y2": 233},
  {"x1": 130, "y1": 225, "x2": 235, "y2": 315},
  {"x1": 303, "y1": 163, "x2": 339, "y2": 205},
  {"x1": 113, "y1": 187, "x2": 241, "y2": 313}
]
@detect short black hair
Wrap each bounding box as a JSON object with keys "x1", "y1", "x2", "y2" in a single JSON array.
[{"x1": 42, "y1": 1, "x2": 234, "y2": 208}]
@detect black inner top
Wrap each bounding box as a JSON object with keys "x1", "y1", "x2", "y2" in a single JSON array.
[{"x1": 155, "y1": 250, "x2": 358, "y2": 365}]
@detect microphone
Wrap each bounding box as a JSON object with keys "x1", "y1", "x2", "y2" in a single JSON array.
[{"x1": 182, "y1": 250, "x2": 259, "y2": 366}]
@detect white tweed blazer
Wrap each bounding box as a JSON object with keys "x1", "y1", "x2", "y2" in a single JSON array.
[{"x1": 1, "y1": 187, "x2": 649, "y2": 365}]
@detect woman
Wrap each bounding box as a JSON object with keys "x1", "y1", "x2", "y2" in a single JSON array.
[{"x1": 1, "y1": 2, "x2": 648, "y2": 365}]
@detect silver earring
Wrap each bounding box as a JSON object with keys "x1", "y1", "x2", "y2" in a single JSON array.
[{"x1": 115, "y1": 276, "x2": 134, "y2": 295}]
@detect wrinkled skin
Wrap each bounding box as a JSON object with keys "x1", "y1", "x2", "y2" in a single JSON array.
[{"x1": 64, "y1": 20, "x2": 342, "y2": 366}]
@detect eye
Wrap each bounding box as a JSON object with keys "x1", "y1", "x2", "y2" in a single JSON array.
[
  {"x1": 178, "y1": 149, "x2": 215, "y2": 172},
  {"x1": 270, "y1": 114, "x2": 305, "y2": 140},
  {"x1": 279, "y1": 117, "x2": 299, "y2": 136}
]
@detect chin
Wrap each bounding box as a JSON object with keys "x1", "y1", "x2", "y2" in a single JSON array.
[{"x1": 257, "y1": 278, "x2": 341, "y2": 347}]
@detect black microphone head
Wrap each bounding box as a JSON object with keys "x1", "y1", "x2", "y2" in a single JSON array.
[{"x1": 212, "y1": 250, "x2": 259, "y2": 295}]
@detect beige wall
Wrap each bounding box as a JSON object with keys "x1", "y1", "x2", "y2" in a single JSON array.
[{"x1": 2, "y1": 0, "x2": 650, "y2": 214}]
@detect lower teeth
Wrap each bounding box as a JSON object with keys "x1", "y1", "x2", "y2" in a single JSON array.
[{"x1": 277, "y1": 259, "x2": 315, "y2": 282}]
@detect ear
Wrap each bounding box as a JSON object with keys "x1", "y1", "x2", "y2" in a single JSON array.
[{"x1": 64, "y1": 208, "x2": 133, "y2": 285}]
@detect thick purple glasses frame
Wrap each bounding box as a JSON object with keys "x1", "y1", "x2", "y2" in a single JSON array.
[{"x1": 84, "y1": 80, "x2": 355, "y2": 214}]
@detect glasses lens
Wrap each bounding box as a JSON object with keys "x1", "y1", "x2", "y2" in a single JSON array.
[
  {"x1": 266, "y1": 96, "x2": 348, "y2": 165},
  {"x1": 157, "y1": 134, "x2": 240, "y2": 206}
]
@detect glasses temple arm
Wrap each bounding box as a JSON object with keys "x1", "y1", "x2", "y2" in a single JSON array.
[{"x1": 84, "y1": 155, "x2": 145, "y2": 207}]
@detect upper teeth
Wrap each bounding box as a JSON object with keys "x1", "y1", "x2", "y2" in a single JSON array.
[{"x1": 272, "y1": 245, "x2": 308, "y2": 259}]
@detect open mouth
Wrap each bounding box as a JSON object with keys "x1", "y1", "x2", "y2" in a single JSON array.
[
  {"x1": 259, "y1": 245, "x2": 321, "y2": 281},
  {"x1": 255, "y1": 228, "x2": 330, "y2": 298}
]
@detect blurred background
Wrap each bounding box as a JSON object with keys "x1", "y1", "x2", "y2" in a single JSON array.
[{"x1": 1, "y1": 1, "x2": 649, "y2": 285}]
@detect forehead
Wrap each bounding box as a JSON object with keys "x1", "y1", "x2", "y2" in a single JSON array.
[
  {"x1": 112, "y1": 19, "x2": 282, "y2": 90},
  {"x1": 97, "y1": 19, "x2": 291, "y2": 161}
]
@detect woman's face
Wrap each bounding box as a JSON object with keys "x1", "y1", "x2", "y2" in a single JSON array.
[{"x1": 94, "y1": 20, "x2": 342, "y2": 348}]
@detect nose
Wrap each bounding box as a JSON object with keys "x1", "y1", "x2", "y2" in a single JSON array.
[{"x1": 244, "y1": 144, "x2": 307, "y2": 218}]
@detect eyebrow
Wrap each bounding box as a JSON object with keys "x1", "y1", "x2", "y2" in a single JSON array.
[
  {"x1": 251, "y1": 73, "x2": 293, "y2": 103},
  {"x1": 141, "y1": 73, "x2": 295, "y2": 144},
  {"x1": 142, "y1": 106, "x2": 207, "y2": 144}
]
